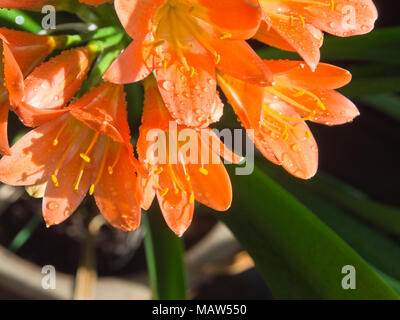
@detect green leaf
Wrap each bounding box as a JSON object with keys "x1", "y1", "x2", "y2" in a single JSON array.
[
  {"x1": 143, "y1": 205, "x2": 187, "y2": 300},
  {"x1": 258, "y1": 27, "x2": 400, "y2": 64},
  {"x1": 358, "y1": 94, "x2": 400, "y2": 122},
  {"x1": 261, "y1": 167, "x2": 400, "y2": 283},
  {"x1": 219, "y1": 165, "x2": 399, "y2": 299},
  {"x1": 339, "y1": 76, "x2": 400, "y2": 98},
  {"x1": 265, "y1": 170, "x2": 400, "y2": 238}
]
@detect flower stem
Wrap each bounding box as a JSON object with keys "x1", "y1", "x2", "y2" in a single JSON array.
[
  {"x1": 78, "y1": 45, "x2": 124, "y2": 96},
  {"x1": 0, "y1": 9, "x2": 42, "y2": 33},
  {"x1": 60, "y1": 26, "x2": 122, "y2": 48}
]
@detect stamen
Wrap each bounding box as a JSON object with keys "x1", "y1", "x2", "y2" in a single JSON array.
[
  {"x1": 199, "y1": 167, "x2": 209, "y2": 175},
  {"x1": 189, "y1": 193, "x2": 195, "y2": 204},
  {"x1": 107, "y1": 147, "x2": 122, "y2": 175},
  {"x1": 190, "y1": 66, "x2": 195, "y2": 78},
  {"x1": 220, "y1": 33, "x2": 232, "y2": 40},
  {"x1": 160, "y1": 188, "x2": 169, "y2": 197},
  {"x1": 53, "y1": 119, "x2": 70, "y2": 147},
  {"x1": 80, "y1": 131, "x2": 100, "y2": 164},
  {"x1": 74, "y1": 162, "x2": 86, "y2": 191},
  {"x1": 266, "y1": 87, "x2": 312, "y2": 113},
  {"x1": 90, "y1": 139, "x2": 111, "y2": 196},
  {"x1": 51, "y1": 126, "x2": 83, "y2": 187},
  {"x1": 299, "y1": 15, "x2": 306, "y2": 27},
  {"x1": 275, "y1": 79, "x2": 327, "y2": 111},
  {"x1": 51, "y1": 175, "x2": 59, "y2": 187}
]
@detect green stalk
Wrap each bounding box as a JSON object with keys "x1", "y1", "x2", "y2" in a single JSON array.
[
  {"x1": 0, "y1": 9, "x2": 42, "y2": 33},
  {"x1": 61, "y1": 26, "x2": 122, "y2": 48},
  {"x1": 78, "y1": 46, "x2": 123, "y2": 96},
  {"x1": 143, "y1": 206, "x2": 188, "y2": 300},
  {"x1": 9, "y1": 215, "x2": 41, "y2": 252}
]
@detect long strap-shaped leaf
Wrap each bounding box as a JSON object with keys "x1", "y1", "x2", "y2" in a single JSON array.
[
  {"x1": 219, "y1": 165, "x2": 399, "y2": 299},
  {"x1": 144, "y1": 206, "x2": 188, "y2": 300}
]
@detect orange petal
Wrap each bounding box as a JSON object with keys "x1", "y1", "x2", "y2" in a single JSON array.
[
  {"x1": 309, "y1": 89, "x2": 359, "y2": 125},
  {"x1": 186, "y1": 141, "x2": 232, "y2": 211},
  {"x1": 42, "y1": 148, "x2": 92, "y2": 227},
  {"x1": 211, "y1": 38, "x2": 272, "y2": 86},
  {"x1": 14, "y1": 47, "x2": 93, "y2": 127},
  {"x1": 114, "y1": 0, "x2": 164, "y2": 39},
  {"x1": 0, "y1": 115, "x2": 75, "y2": 186},
  {"x1": 260, "y1": 16, "x2": 323, "y2": 71},
  {"x1": 94, "y1": 148, "x2": 141, "y2": 231},
  {"x1": 303, "y1": 0, "x2": 378, "y2": 37},
  {"x1": 141, "y1": 76, "x2": 174, "y2": 132},
  {"x1": 217, "y1": 72, "x2": 280, "y2": 164},
  {"x1": 156, "y1": 165, "x2": 194, "y2": 237},
  {"x1": 103, "y1": 36, "x2": 154, "y2": 84},
  {"x1": 194, "y1": 0, "x2": 262, "y2": 39},
  {"x1": 254, "y1": 21, "x2": 296, "y2": 52},
  {"x1": 0, "y1": 99, "x2": 10, "y2": 155},
  {"x1": 136, "y1": 168, "x2": 156, "y2": 211},
  {"x1": 217, "y1": 72, "x2": 264, "y2": 129},
  {"x1": 258, "y1": 100, "x2": 318, "y2": 179},
  {"x1": 155, "y1": 45, "x2": 221, "y2": 127},
  {"x1": 0, "y1": 28, "x2": 56, "y2": 77},
  {"x1": 69, "y1": 82, "x2": 130, "y2": 144},
  {"x1": 267, "y1": 61, "x2": 352, "y2": 90},
  {"x1": 201, "y1": 128, "x2": 244, "y2": 164}
]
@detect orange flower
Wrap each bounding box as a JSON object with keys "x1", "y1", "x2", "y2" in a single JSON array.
[
  {"x1": 0, "y1": 28, "x2": 62, "y2": 154},
  {"x1": 218, "y1": 60, "x2": 359, "y2": 179},
  {"x1": 256, "y1": 0, "x2": 378, "y2": 70},
  {"x1": 137, "y1": 76, "x2": 242, "y2": 236},
  {"x1": 8, "y1": 45, "x2": 96, "y2": 127},
  {"x1": 104, "y1": 0, "x2": 271, "y2": 127},
  {"x1": 0, "y1": 82, "x2": 141, "y2": 231}
]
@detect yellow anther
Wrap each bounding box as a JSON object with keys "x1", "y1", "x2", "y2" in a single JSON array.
[
  {"x1": 189, "y1": 193, "x2": 195, "y2": 204},
  {"x1": 220, "y1": 33, "x2": 232, "y2": 40},
  {"x1": 299, "y1": 15, "x2": 305, "y2": 27},
  {"x1": 186, "y1": 175, "x2": 191, "y2": 182},
  {"x1": 51, "y1": 175, "x2": 59, "y2": 187},
  {"x1": 74, "y1": 164, "x2": 85, "y2": 191},
  {"x1": 293, "y1": 90, "x2": 306, "y2": 98},
  {"x1": 331, "y1": 0, "x2": 335, "y2": 11},
  {"x1": 154, "y1": 167, "x2": 164, "y2": 175},
  {"x1": 174, "y1": 188, "x2": 180, "y2": 195},
  {"x1": 80, "y1": 153, "x2": 91, "y2": 163},
  {"x1": 160, "y1": 188, "x2": 169, "y2": 197},
  {"x1": 215, "y1": 54, "x2": 221, "y2": 65},
  {"x1": 52, "y1": 118, "x2": 70, "y2": 148},
  {"x1": 199, "y1": 167, "x2": 209, "y2": 175},
  {"x1": 107, "y1": 147, "x2": 121, "y2": 175},
  {"x1": 190, "y1": 66, "x2": 195, "y2": 78},
  {"x1": 317, "y1": 100, "x2": 326, "y2": 111},
  {"x1": 89, "y1": 184, "x2": 95, "y2": 196},
  {"x1": 108, "y1": 166, "x2": 114, "y2": 175},
  {"x1": 163, "y1": 59, "x2": 168, "y2": 69},
  {"x1": 305, "y1": 130, "x2": 312, "y2": 140}
]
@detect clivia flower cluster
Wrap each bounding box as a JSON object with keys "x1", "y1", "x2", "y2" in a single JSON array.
[{"x1": 0, "y1": 0, "x2": 377, "y2": 236}]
